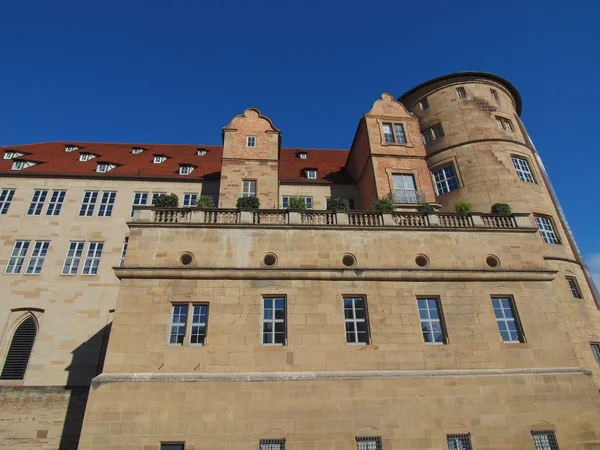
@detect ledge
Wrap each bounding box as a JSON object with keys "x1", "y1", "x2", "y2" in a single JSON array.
[
  {"x1": 113, "y1": 267, "x2": 557, "y2": 282},
  {"x1": 92, "y1": 367, "x2": 590, "y2": 386}
]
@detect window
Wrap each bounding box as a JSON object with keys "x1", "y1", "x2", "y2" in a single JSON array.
[
  {"x1": 131, "y1": 147, "x2": 145, "y2": 154},
  {"x1": 492, "y1": 297, "x2": 524, "y2": 343},
  {"x1": 282, "y1": 196, "x2": 313, "y2": 209},
  {"x1": 79, "y1": 153, "x2": 96, "y2": 162},
  {"x1": 190, "y1": 304, "x2": 209, "y2": 345},
  {"x1": 432, "y1": 164, "x2": 459, "y2": 194},
  {"x1": 131, "y1": 192, "x2": 149, "y2": 217},
  {"x1": 456, "y1": 87, "x2": 466, "y2": 98},
  {"x1": 65, "y1": 145, "x2": 79, "y2": 152},
  {"x1": 297, "y1": 152, "x2": 307, "y2": 159},
  {"x1": 491, "y1": 89, "x2": 499, "y2": 99},
  {"x1": 169, "y1": 304, "x2": 188, "y2": 345},
  {"x1": 79, "y1": 191, "x2": 98, "y2": 216},
  {"x1": 0, "y1": 316, "x2": 37, "y2": 380},
  {"x1": 242, "y1": 180, "x2": 257, "y2": 198},
  {"x1": 496, "y1": 116, "x2": 514, "y2": 131},
  {"x1": 447, "y1": 433, "x2": 472, "y2": 450},
  {"x1": 153, "y1": 155, "x2": 167, "y2": 164},
  {"x1": 160, "y1": 444, "x2": 185, "y2": 450},
  {"x1": 46, "y1": 190, "x2": 66, "y2": 216},
  {"x1": 382, "y1": 122, "x2": 407, "y2": 144},
  {"x1": 326, "y1": 197, "x2": 356, "y2": 210},
  {"x1": 260, "y1": 439, "x2": 285, "y2": 450},
  {"x1": 62, "y1": 242, "x2": 85, "y2": 275},
  {"x1": 197, "y1": 148, "x2": 207, "y2": 156},
  {"x1": 0, "y1": 189, "x2": 16, "y2": 214},
  {"x1": 98, "y1": 192, "x2": 116, "y2": 217},
  {"x1": 5, "y1": 241, "x2": 30, "y2": 274},
  {"x1": 566, "y1": 277, "x2": 583, "y2": 299},
  {"x1": 392, "y1": 174, "x2": 418, "y2": 203},
  {"x1": 532, "y1": 430, "x2": 560, "y2": 450},
  {"x1": 25, "y1": 241, "x2": 50, "y2": 275},
  {"x1": 179, "y1": 165, "x2": 193, "y2": 175},
  {"x1": 183, "y1": 193, "x2": 198, "y2": 207},
  {"x1": 417, "y1": 298, "x2": 447, "y2": 344},
  {"x1": 590, "y1": 343, "x2": 600, "y2": 367},
  {"x1": 306, "y1": 169, "x2": 317, "y2": 179},
  {"x1": 420, "y1": 98, "x2": 429, "y2": 110},
  {"x1": 512, "y1": 156, "x2": 535, "y2": 183},
  {"x1": 82, "y1": 242, "x2": 104, "y2": 275},
  {"x1": 120, "y1": 237, "x2": 128, "y2": 267},
  {"x1": 96, "y1": 163, "x2": 116, "y2": 173},
  {"x1": 343, "y1": 297, "x2": 369, "y2": 344},
  {"x1": 27, "y1": 189, "x2": 48, "y2": 216},
  {"x1": 262, "y1": 297, "x2": 286, "y2": 346},
  {"x1": 535, "y1": 216, "x2": 560, "y2": 244},
  {"x1": 152, "y1": 192, "x2": 166, "y2": 205},
  {"x1": 356, "y1": 437, "x2": 382, "y2": 450},
  {"x1": 4, "y1": 151, "x2": 24, "y2": 159},
  {"x1": 422, "y1": 124, "x2": 444, "y2": 145},
  {"x1": 246, "y1": 136, "x2": 257, "y2": 147}
]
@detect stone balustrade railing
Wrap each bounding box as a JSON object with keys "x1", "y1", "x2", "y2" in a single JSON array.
[{"x1": 131, "y1": 207, "x2": 534, "y2": 230}]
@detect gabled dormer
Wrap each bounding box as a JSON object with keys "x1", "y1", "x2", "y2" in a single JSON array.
[
  {"x1": 178, "y1": 164, "x2": 194, "y2": 176},
  {"x1": 65, "y1": 145, "x2": 80, "y2": 152},
  {"x1": 96, "y1": 162, "x2": 117, "y2": 173},
  {"x1": 131, "y1": 147, "x2": 145, "y2": 154},
  {"x1": 11, "y1": 160, "x2": 38, "y2": 171},
  {"x1": 153, "y1": 155, "x2": 168, "y2": 164},
  {"x1": 3, "y1": 150, "x2": 25, "y2": 160},
  {"x1": 79, "y1": 153, "x2": 98, "y2": 162}
]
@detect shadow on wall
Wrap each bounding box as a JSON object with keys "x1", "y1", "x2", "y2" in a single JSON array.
[{"x1": 59, "y1": 323, "x2": 111, "y2": 450}]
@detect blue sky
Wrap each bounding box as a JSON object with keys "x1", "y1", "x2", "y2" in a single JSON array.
[{"x1": 1, "y1": 1, "x2": 599, "y2": 284}]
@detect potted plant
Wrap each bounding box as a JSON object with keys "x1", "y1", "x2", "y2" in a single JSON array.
[
  {"x1": 154, "y1": 193, "x2": 179, "y2": 208},
  {"x1": 491, "y1": 203, "x2": 512, "y2": 214},
  {"x1": 196, "y1": 196, "x2": 215, "y2": 209},
  {"x1": 287, "y1": 195, "x2": 306, "y2": 210},
  {"x1": 454, "y1": 201, "x2": 472, "y2": 213},
  {"x1": 236, "y1": 196, "x2": 260, "y2": 209},
  {"x1": 417, "y1": 203, "x2": 436, "y2": 214},
  {"x1": 326, "y1": 198, "x2": 350, "y2": 211},
  {"x1": 371, "y1": 197, "x2": 396, "y2": 212}
]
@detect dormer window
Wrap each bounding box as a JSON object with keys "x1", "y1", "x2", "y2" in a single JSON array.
[
  {"x1": 96, "y1": 163, "x2": 116, "y2": 173},
  {"x1": 153, "y1": 155, "x2": 167, "y2": 164},
  {"x1": 179, "y1": 165, "x2": 194, "y2": 176},
  {"x1": 11, "y1": 160, "x2": 36, "y2": 171},
  {"x1": 4, "y1": 151, "x2": 25, "y2": 160},
  {"x1": 79, "y1": 153, "x2": 97, "y2": 162},
  {"x1": 197, "y1": 149, "x2": 207, "y2": 156},
  {"x1": 306, "y1": 169, "x2": 317, "y2": 179},
  {"x1": 132, "y1": 147, "x2": 145, "y2": 154},
  {"x1": 297, "y1": 152, "x2": 307, "y2": 159},
  {"x1": 246, "y1": 136, "x2": 256, "y2": 148},
  {"x1": 65, "y1": 145, "x2": 80, "y2": 152}
]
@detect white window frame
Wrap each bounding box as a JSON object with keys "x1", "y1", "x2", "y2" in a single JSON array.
[
  {"x1": 246, "y1": 136, "x2": 256, "y2": 147},
  {"x1": 131, "y1": 147, "x2": 145, "y2": 154},
  {"x1": 25, "y1": 241, "x2": 50, "y2": 275},
  {"x1": 298, "y1": 152, "x2": 307, "y2": 159},
  {"x1": 590, "y1": 343, "x2": 600, "y2": 367},
  {"x1": 392, "y1": 174, "x2": 418, "y2": 204},
  {"x1": 79, "y1": 153, "x2": 96, "y2": 162},
  {"x1": 152, "y1": 192, "x2": 166, "y2": 205},
  {"x1": 492, "y1": 297, "x2": 524, "y2": 343},
  {"x1": 281, "y1": 196, "x2": 313, "y2": 209},
  {"x1": 119, "y1": 237, "x2": 129, "y2": 267},
  {"x1": 131, "y1": 191, "x2": 149, "y2": 217},
  {"x1": 153, "y1": 155, "x2": 167, "y2": 164},
  {"x1": 27, "y1": 189, "x2": 48, "y2": 216},
  {"x1": 98, "y1": 192, "x2": 116, "y2": 217},
  {"x1": 62, "y1": 241, "x2": 85, "y2": 275},
  {"x1": 79, "y1": 191, "x2": 98, "y2": 216},
  {"x1": 242, "y1": 180, "x2": 257, "y2": 198},
  {"x1": 535, "y1": 215, "x2": 560, "y2": 244},
  {"x1": 0, "y1": 188, "x2": 16, "y2": 215},
  {"x1": 197, "y1": 149, "x2": 207, "y2": 156},
  {"x1": 306, "y1": 169, "x2": 317, "y2": 179},
  {"x1": 512, "y1": 156, "x2": 535, "y2": 183},
  {"x1": 179, "y1": 165, "x2": 193, "y2": 176},
  {"x1": 422, "y1": 124, "x2": 444, "y2": 145},
  {"x1": 566, "y1": 276, "x2": 583, "y2": 299},
  {"x1": 4, "y1": 151, "x2": 24, "y2": 159},
  {"x1": 82, "y1": 242, "x2": 104, "y2": 275},
  {"x1": 65, "y1": 145, "x2": 79, "y2": 152},
  {"x1": 343, "y1": 297, "x2": 369, "y2": 345},
  {"x1": 417, "y1": 298, "x2": 446, "y2": 344},
  {"x1": 190, "y1": 304, "x2": 209, "y2": 346},
  {"x1": 5, "y1": 240, "x2": 30, "y2": 274},
  {"x1": 96, "y1": 163, "x2": 115, "y2": 173},
  {"x1": 46, "y1": 190, "x2": 66, "y2": 216},
  {"x1": 262, "y1": 297, "x2": 286, "y2": 346},
  {"x1": 432, "y1": 164, "x2": 460, "y2": 195},
  {"x1": 183, "y1": 193, "x2": 198, "y2": 207},
  {"x1": 169, "y1": 304, "x2": 188, "y2": 345},
  {"x1": 11, "y1": 160, "x2": 31, "y2": 171}
]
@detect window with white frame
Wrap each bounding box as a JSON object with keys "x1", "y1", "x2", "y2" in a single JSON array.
[
  {"x1": 534, "y1": 215, "x2": 560, "y2": 244},
  {"x1": 242, "y1": 180, "x2": 257, "y2": 198},
  {"x1": 305, "y1": 169, "x2": 317, "y2": 179},
  {"x1": 183, "y1": 193, "x2": 198, "y2": 207},
  {"x1": 46, "y1": 190, "x2": 66, "y2": 216},
  {"x1": 392, "y1": 174, "x2": 418, "y2": 203},
  {"x1": 82, "y1": 242, "x2": 104, "y2": 275},
  {"x1": 325, "y1": 197, "x2": 356, "y2": 209},
  {"x1": 96, "y1": 163, "x2": 116, "y2": 173},
  {"x1": 282, "y1": 196, "x2": 313, "y2": 209},
  {"x1": 131, "y1": 147, "x2": 145, "y2": 154},
  {"x1": 190, "y1": 304, "x2": 209, "y2": 345},
  {"x1": 382, "y1": 122, "x2": 407, "y2": 144},
  {"x1": 152, "y1": 192, "x2": 166, "y2": 204},
  {"x1": 246, "y1": 136, "x2": 256, "y2": 147},
  {"x1": 590, "y1": 343, "x2": 600, "y2": 367},
  {"x1": 98, "y1": 192, "x2": 116, "y2": 217},
  {"x1": 420, "y1": 98, "x2": 429, "y2": 110},
  {"x1": 456, "y1": 87, "x2": 466, "y2": 98},
  {"x1": 12, "y1": 160, "x2": 36, "y2": 171},
  {"x1": 491, "y1": 89, "x2": 499, "y2": 100},
  {"x1": 131, "y1": 191, "x2": 148, "y2": 217},
  {"x1": 262, "y1": 297, "x2": 286, "y2": 346},
  {"x1": 62, "y1": 241, "x2": 85, "y2": 275},
  {"x1": 447, "y1": 433, "x2": 472, "y2": 450},
  {"x1": 4, "y1": 150, "x2": 25, "y2": 159},
  {"x1": 79, "y1": 191, "x2": 98, "y2": 216},
  {"x1": 531, "y1": 430, "x2": 560, "y2": 450},
  {"x1": 25, "y1": 241, "x2": 50, "y2": 275},
  {"x1": 119, "y1": 237, "x2": 128, "y2": 267},
  {"x1": 5, "y1": 241, "x2": 31, "y2": 274},
  {"x1": 65, "y1": 145, "x2": 79, "y2": 152},
  {"x1": 79, "y1": 153, "x2": 96, "y2": 162},
  {"x1": 566, "y1": 276, "x2": 583, "y2": 299},
  {"x1": 496, "y1": 116, "x2": 514, "y2": 131},
  {"x1": 417, "y1": 297, "x2": 446, "y2": 344},
  {"x1": 297, "y1": 152, "x2": 307, "y2": 159},
  {"x1": 179, "y1": 165, "x2": 193, "y2": 175},
  {"x1": 169, "y1": 304, "x2": 188, "y2": 345},
  {"x1": 422, "y1": 124, "x2": 444, "y2": 145},
  {"x1": 343, "y1": 297, "x2": 369, "y2": 344},
  {"x1": 492, "y1": 297, "x2": 524, "y2": 343},
  {"x1": 260, "y1": 439, "x2": 285, "y2": 450},
  {"x1": 512, "y1": 156, "x2": 535, "y2": 183},
  {"x1": 197, "y1": 148, "x2": 207, "y2": 156},
  {"x1": 432, "y1": 164, "x2": 459, "y2": 195},
  {"x1": 0, "y1": 189, "x2": 16, "y2": 215},
  {"x1": 356, "y1": 436, "x2": 382, "y2": 450},
  {"x1": 153, "y1": 155, "x2": 167, "y2": 164},
  {"x1": 27, "y1": 190, "x2": 48, "y2": 216}
]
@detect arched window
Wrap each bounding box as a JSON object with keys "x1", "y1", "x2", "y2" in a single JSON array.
[{"x1": 1, "y1": 316, "x2": 37, "y2": 380}]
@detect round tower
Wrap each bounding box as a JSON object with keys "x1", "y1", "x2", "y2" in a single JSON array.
[{"x1": 399, "y1": 72, "x2": 599, "y2": 305}]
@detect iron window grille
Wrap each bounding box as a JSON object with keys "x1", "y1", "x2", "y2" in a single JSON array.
[
  {"x1": 356, "y1": 436, "x2": 382, "y2": 450},
  {"x1": 565, "y1": 277, "x2": 583, "y2": 299},
  {"x1": 344, "y1": 297, "x2": 370, "y2": 345},
  {"x1": 98, "y1": 192, "x2": 116, "y2": 217},
  {"x1": 0, "y1": 189, "x2": 16, "y2": 214},
  {"x1": 432, "y1": 164, "x2": 460, "y2": 195},
  {"x1": 25, "y1": 241, "x2": 50, "y2": 275},
  {"x1": 79, "y1": 191, "x2": 98, "y2": 216},
  {"x1": 262, "y1": 297, "x2": 286, "y2": 346},
  {"x1": 0, "y1": 316, "x2": 37, "y2": 380},
  {"x1": 447, "y1": 433, "x2": 473, "y2": 450},
  {"x1": 5, "y1": 240, "x2": 31, "y2": 274},
  {"x1": 534, "y1": 216, "x2": 560, "y2": 244},
  {"x1": 27, "y1": 189, "x2": 48, "y2": 216},
  {"x1": 417, "y1": 297, "x2": 447, "y2": 344},
  {"x1": 512, "y1": 157, "x2": 535, "y2": 183},
  {"x1": 259, "y1": 439, "x2": 285, "y2": 450},
  {"x1": 46, "y1": 190, "x2": 66, "y2": 216},
  {"x1": 532, "y1": 430, "x2": 560, "y2": 450},
  {"x1": 492, "y1": 297, "x2": 525, "y2": 343}
]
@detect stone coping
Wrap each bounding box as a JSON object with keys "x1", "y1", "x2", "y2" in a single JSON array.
[{"x1": 93, "y1": 367, "x2": 590, "y2": 385}]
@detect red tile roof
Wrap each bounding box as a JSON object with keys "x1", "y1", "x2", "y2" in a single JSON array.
[{"x1": 0, "y1": 142, "x2": 353, "y2": 184}]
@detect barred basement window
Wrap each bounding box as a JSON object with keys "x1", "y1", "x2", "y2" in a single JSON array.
[
  {"x1": 447, "y1": 433, "x2": 473, "y2": 450},
  {"x1": 532, "y1": 430, "x2": 560, "y2": 450},
  {"x1": 565, "y1": 276, "x2": 583, "y2": 299},
  {"x1": 260, "y1": 439, "x2": 285, "y2": 450},
  {"x1": 356, "y1": 436, "x2": 382, "y2": 450},
  {"x1": 0, "y1": 316, "x2": 37, "y2": 380},
  {"x1": 590, "y1": 343, "x2": 600, "y2": 367}
]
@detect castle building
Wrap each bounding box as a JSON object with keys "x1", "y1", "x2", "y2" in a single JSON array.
[{"x1": 1, "y1": 72, "x2": 599, "y2": 450}]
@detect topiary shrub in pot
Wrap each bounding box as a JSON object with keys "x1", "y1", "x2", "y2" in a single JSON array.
[
  {"x1": 287, "y1": 195, "x2": 306, "y2": 210},
  {"x1": 196, "y1": 195, "x2": 215, "y2": 209},
  {"x1": 154, "y1": 193, "x2": 179, "y2": 208},
  {"x1": 417, "y1": 203, "x2": 436, "y2": 214},
  {"x1": 454, "y1": 201, "x2": 473, "y2": 213},
  {"x1": 326, "y1": 198, "x2": 350, "y2": 211},
  {"x1": 371, "y1": 197, "x2": 396, "y2": 212},
  {"x1": 491, "y1": 203, "x2": 512, "y2": 214},
  {"x1": 236, "y1": 196, "x2": 260, "y2": 209}
]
